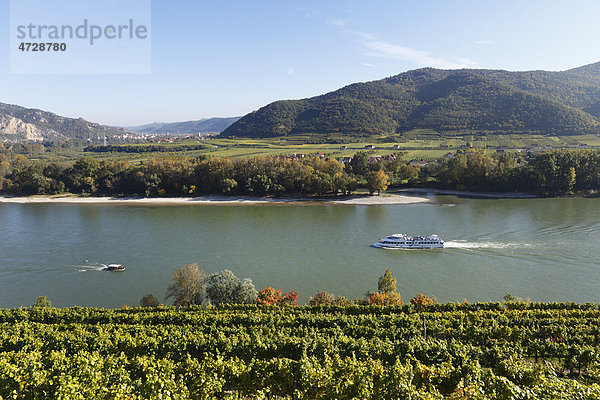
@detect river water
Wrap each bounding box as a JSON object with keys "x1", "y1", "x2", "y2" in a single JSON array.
[{"x1": 1, "y1": 196, "x2": 599, "y2": 308}]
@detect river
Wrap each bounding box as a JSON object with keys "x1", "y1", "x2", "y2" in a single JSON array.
[{"x1": 1, "y1": 196, "x2": 599, "y2": 308}]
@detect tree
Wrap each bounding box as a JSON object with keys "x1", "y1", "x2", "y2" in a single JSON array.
[
  {"x1": 257, "y1": 287, "x2": 298, "y2": 306},
  {"x1": 140, "y1": 293, "x2": 159, "y2": 307},
  {"x1": 165, "y1": 263, "x2": 207, "y2": 306},
  {"x1": 32, "y1": 295, "x2": 51, "y2": 308},
  {"x1": 566, "y1": 166, "x2": 576, "y2": 194},
  {"x1": 368, "y1": 269, "x2": 403, "y2": 306},
  {"x1": 348, "y1": 151, "x2": 370, "y2": 177},
  {"x1": 205, "y1": 269, "x2": 257, "y2": 305},
  {"x1": 309, "y1": 290, "x2": 335, "y2": 306},
  {"x1": 410, "y1": 293, "x2": 437, "y2": 311},
  {"x1": 503, "y1": 292, "x2": 516, "y2": 303},
  {"x1": 366, "y1": 169, "x2": 389, "y2": 195},
  {"x1": 378, "y1": 269, "x2": 397, "y2": 294},
  {"x1": 368, "y1": 291, "x2": 403, "y2": 306}
]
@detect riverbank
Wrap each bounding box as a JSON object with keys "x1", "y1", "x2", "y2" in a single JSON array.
[
  {"x1": 396, "y1": 188, "x2": 539, "y2": 199},
  {"x1": 0, "y1": 193, "x2": 431, "y2": 206}
]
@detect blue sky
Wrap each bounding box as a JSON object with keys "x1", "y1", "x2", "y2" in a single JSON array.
[{"x1": 2, "y1": 0, "x2": 600, "y2": 126}]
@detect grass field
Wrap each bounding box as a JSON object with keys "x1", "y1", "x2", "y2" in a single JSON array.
[{"x1": 22, "y1": 131, "x2": 600, "y2": 162}]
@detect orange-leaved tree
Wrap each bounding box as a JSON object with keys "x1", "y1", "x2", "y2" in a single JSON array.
[
  {"x1": 409, "y1": 293, "x2": 437, "y2": 312},
  {"x1": 257, "y1": 287, "x2": 298, "y2": 306}
]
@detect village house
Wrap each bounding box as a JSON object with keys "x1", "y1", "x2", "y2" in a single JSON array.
[{"x1": 409, "y1": 160, "x2": 429, "y2": 167}]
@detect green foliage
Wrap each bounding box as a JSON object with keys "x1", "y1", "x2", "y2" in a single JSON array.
[
  {"x1": 6, "y1": 148, "x2": 600, "y2": 198},
  {"x1": 365, "y1": 169, "x2": 389, "y2": 195},
  {"x1": 139, "y1": 293, "x2": 160, "y2": 307},
  {"x1": 377, "y1": 269, "x2": 397, "y2": 294},
  {"x1": 221, "y1": 65, "x2": 600, "y2": 139},
  {"x1": 1, "y1": 304, "x2": 600, "y2": 397},
  {"x1": 205, "y1": 270, "x2": 257, "y2": 305},
  {"x1": 504, "y1": 292, "x2": 516, "y2": 302},
  {"x1": 32, "y1": 295, "x2": 51, "y2": 308},
  {"x1": 1, "y1": 155, "x2": 355, "y2": 198}
]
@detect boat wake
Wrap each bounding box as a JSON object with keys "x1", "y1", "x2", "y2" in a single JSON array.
[
  {"x1": 444, "y1": 241, "x2": 532, "y2": 249},
  {"x1": 74, "y1": 261, "x2": 109, "y2": 272},
  {"x1": 75, "y1": 265, "x2": 105, "y2": 272}
]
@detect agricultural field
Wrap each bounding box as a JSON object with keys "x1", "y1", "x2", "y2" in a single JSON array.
[
  {"x1": 1, "y1": 304, "x2": 600, "y2": 398},
  {"x1": 15, "y1": 131, "x2": 600, "y2": 163}
]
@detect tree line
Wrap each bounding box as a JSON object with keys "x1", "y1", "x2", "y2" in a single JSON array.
[
  {"x1": 0, "y1": 154, "x2": 373, "y2": 197},
  {"x1": 2, "y1": 148, "x2": 600, "y2": 197},
  {"x1": 143, "y1": 265, "x2": 432, "y2": 310},
  {"x1": 418, "y1": 149, "x2": 600, "y2": 195}
]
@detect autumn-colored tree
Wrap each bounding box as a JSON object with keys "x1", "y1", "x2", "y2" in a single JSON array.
[
  {"x1": 165, "y1": 263, "x2": 207, "y2": 306},
  {"x1": 410, "y1": 293, "x2": 437, "y2": 311},
  {"x1": 257, "y1": 287, "x2": 281, "y2": 306},
  {"x1": 281, "y1": 291, "x2": 298, "y2": 306},
  {"x1": 309, "y1": 290, "x2": 335, "y2": 306},
  {"x1": 366, "y1": 169, "x2": 389, "y2": 195},
  {"x1": 368, "y1": 291, "x2": 403, "y2": 306},
  {"x1": 257, "y1": 287, "x2": 298, "y2": 306}
]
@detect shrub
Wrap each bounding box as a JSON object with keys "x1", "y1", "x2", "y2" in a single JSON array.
[
  {"x1": 309, "y1": 291, "x2": 335, "y2": 306},
  {"x1": 410, "y1": 293, "x2": 437, "y2": 312},
  {"x1": 368, "y1": 292, "x2": 403, "y2": 306},
  {"x1": 257, "y1": 287, "x2": 298, "y2": 306},
  {"x1": 140, "y1": 293, "x2": 159, "y2": 307},
  {"x1": 32, "y1": 295, "x2": 51, "y2": 308}
]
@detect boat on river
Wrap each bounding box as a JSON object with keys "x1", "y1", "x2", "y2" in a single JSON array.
[
  {"x1": 105, "y1": 264, "x2": 125, "y2": 271},
  {"x1": 373, "y1": 234, "x2": 444, "y2": 249}
]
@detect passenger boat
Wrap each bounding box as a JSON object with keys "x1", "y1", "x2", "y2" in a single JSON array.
[
  {"x1": 373, "y1": 234, "x2": 444, "y2": 249},
  {"x1": 106, "y1": 264, "x2": 125, "y2": 271}
]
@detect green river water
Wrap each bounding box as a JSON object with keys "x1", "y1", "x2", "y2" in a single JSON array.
[{"x1": 1, "y1": 195, "x2": 599, "y2": 308}]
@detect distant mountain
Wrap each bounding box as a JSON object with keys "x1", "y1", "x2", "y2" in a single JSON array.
[
  {"x1": 128, "y1": 117, "x2": 241, "y2": 135},
  {"x1": 0, "y1": 102, "x2": 130, "y2": 143},
  {"x1": 222, "y1": 63, "x2": 600, "y2": 138}
]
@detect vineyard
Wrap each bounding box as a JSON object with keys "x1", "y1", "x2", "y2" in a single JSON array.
[{"x1": 2, "y1": 303, "x2": 600, "y2": 399}]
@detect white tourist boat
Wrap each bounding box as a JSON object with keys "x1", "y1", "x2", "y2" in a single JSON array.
[
  {"x1": 373, "y1": 234, "x2": 444, "y2": 249},
  {"x1": 105, "y1": 264, "x2": 126, "y2": 271}
]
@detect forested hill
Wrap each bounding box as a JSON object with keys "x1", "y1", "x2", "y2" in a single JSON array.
[
  {"x1": 0, "y1": 102, "x2": 131, "y2": 143},
  {"x1": 221, "y1": 62, "x2": 600, "y2": 138},
  {"x1": 128, "y1": 117, "x2": 241, "y2": 134}
]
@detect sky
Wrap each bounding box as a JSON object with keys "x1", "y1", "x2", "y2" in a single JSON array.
[{"x1": 1, "y1": 0, "x2": 600, "y2": 126}]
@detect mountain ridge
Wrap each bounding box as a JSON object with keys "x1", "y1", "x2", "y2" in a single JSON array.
[
  {"x1": 127, "y1": 117, "x2": 241, "y2": 135},
  {"x1": 222, "y1": 62, "x2": 600, "y2": 138},
  {"x1": 0, "y1": 102, "x2": 131, "y2": 143}
]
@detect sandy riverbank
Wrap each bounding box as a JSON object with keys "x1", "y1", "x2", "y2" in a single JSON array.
[
  {"x1": 396, "y1": 188, "x2": 538, "y2": 199},
  {"x1": 0, "y1": 194, "x2": 431, "y2": 206}
]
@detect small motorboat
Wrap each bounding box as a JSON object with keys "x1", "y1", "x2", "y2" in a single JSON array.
[{"x1": 106, "y1": 264, "x2": 125, "y2": 271}]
